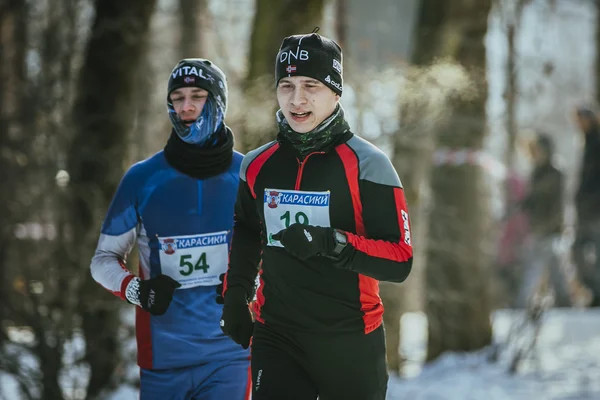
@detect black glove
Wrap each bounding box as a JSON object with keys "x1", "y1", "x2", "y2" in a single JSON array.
[
  {"x1": 125, "y1": 274, "x2": 181, "y2": 316},
  {"x1": 220, "y1": 286, "x2": 254, "y2": 349},
  {"x1": 272, "y1": 223, "x2": 335, "y2": 260}
]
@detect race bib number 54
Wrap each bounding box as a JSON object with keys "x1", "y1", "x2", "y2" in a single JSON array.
[
  {"x1": 158, "y1": 231, "x2": 228, "y2": 289},
  {"x1": 264, "y1": 189, "x2": 331, "y2": 248}
]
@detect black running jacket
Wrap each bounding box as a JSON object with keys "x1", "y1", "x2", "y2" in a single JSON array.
[{"x1": 224, "y1": 132, "x2": 413, "y2": 334}]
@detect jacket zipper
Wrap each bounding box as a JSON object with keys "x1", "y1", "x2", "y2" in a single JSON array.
[{"x1": 295, "y1": 152, "x2": 324, "y2": 190}]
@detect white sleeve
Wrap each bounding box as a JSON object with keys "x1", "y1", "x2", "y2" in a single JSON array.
[{"x1": 90, "y1": 227, "x2": 137, "y2": 297}]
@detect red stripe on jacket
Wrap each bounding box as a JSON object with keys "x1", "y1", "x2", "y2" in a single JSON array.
[
  {"x1": 244, "y1": 144, "x2": 278, "y2": 324},
  {"x1": 335, "y1": 144, "x2": 383, "y2": 334},
  {"x1": 135, "y1": 263, "x2": 153, "y2": 369},
  {"x1": 107, "y1": 259, "x2": 134, "y2": 300},
  {"x1": 246, "y1": 143, "x2": 280, "y2": 199},
  {"x1": 345, "y1": 187, "x2": 412, "y2": 262},
  {"x1": 252, "y1": 269, "x2": 265, "y2": 324}
]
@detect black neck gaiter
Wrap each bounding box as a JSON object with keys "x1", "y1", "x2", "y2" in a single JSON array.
[
  {"x1": 276, "y1": 104, "x2": 351, "y2": 158},
  {"x1": 164, "y1": 125, "x2": 234, "y2": 179}
]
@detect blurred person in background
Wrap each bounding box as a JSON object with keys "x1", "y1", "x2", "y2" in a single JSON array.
[
  {"x1": 495, "y1": 168, "x2": 530, "y2": 307},
  {"x1": 219, "y1": 32, "x2": 413, "y2": 400},
  {"x1": 90, "y1": 58, "x2": 250, "y2": 399},
  {"x1": 517, "y1": 133, "x2": 571, "y2": 308},
  {"x1": 572, "y1": 107, "x2": 600, "y2": 307}
]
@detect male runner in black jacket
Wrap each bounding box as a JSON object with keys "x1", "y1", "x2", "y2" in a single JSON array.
[{"x1": 219, "y1": 32, "x2": 413, "y2": 400}]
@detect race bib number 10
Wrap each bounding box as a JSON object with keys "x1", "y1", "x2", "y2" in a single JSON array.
[
  {"x1": 158, "y1": 231, "x2": 228, "y2": 289},
  {"x1": 264, "y1": 189, "x2": 331, "y2": 248}
]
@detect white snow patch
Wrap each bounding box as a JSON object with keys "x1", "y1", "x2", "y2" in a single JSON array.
[{"x1": 387, "y1": 310, "x2": 600, "y2": 400}]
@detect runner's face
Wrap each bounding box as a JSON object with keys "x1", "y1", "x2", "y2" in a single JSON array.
[
  {"x1": 277, "y1": 76, "x2": 339, "y2": 133},
  {"x1": 170, "y1": 87, "x2": 209, "y2": 126}
]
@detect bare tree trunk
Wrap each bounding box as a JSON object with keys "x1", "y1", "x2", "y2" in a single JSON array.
[
  {"x1": 596, "y1": 0, "x2": 600, "y2": 103},
  {"x1": 239, "y1": 0, "x2": 325, "y2": 153},
  {"x1": 35, "y1": 3, "x2": 77, "y2": 397},
  {"x1": 385, "y1": 92, "x2": 439, "y2": 374},
  {"x1": 335, "y1": 0, "x2": 348, "y2": 49},
  {"x1": 0, "y1": 5, "x2": 47, "y2": 400},
  {"x1": 382, "y1": 0, "x2": 460, "y2": 374},
  {"x1": 0, "y1": 12, "x2": 30, "y2": 397},
  {"x1": 179, "y1": 0, "x2": 207, "y2": 57},
  {"x1": 1, "y1": 1, "x2": 85, "y2": 398},
  {"x1": 379, "y1": 281, "x2": 406, "y2": 375},
  {"x1": 247, "y1": 0, "x2": 324, "y2": 83},
  {"x1": 67, "y1": 1, "x2": 156, "y2": 397},
  {"x1": 0, "y1": 0, "x2": 27, "y2": 331},
  {"x1": 420, "y1": 0, "x2": 494, "y2": 362}
]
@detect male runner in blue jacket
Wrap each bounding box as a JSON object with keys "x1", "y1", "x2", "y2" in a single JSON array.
[{"x1": 90, "y1": 58, "x2": 250, "y2": 400}]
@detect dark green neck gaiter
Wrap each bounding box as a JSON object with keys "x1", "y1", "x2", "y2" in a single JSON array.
[{"x1": 276, "y1": 104, "x2": 351, "y2": 158}]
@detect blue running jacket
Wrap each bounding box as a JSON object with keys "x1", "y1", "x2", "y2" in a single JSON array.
[{"x1": 90, "y1": 150, "x2": 249, "y2": 370}]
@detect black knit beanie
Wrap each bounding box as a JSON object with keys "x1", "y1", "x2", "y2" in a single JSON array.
[
  {"x1": 167, "y1": 58, "x2": 228, "y2": 113},
  {"x1": 275, "y1": 33, "x2": 343, "y2": 96}
]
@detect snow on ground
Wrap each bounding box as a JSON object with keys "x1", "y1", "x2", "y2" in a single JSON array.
[
  {"x1": 387, "y1": 309, "x2": 600, "y2": 400},
  {"x1": 3, "y1": 309, "x2": 599, "y2": 400}
]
